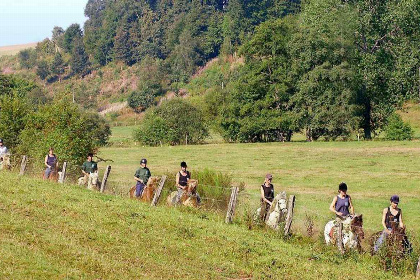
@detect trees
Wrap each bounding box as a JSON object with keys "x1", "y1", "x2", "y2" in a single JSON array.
[
  {"x1": 134, "y1": 98, "x2": 208, "y2": 145},
  {"x1": 63, "y1": 24, "x2": 83, "y2": 53},
  {"x1": 36, "y1": 60, "x2": 50, "y2": 81},
  {"x1": 18, "y1": 49, "x2": 37, "y2": 69},
  {"x1": 351, "y1": 0, "x2": 420, "y2": 138},
  {"x1": 70, "y1": 38, "x2": 91, "y2": 77}
]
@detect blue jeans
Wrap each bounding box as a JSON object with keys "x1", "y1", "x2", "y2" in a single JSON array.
[
  {"x1": 135, "y1": 182, "x2": 145, "y2": 197},
  {"x1": 44, "y1": 167, "x2": 54, "y2": 179},
  {"x1": 374, "y1": 228, "x2": 390, "y2": 252}
]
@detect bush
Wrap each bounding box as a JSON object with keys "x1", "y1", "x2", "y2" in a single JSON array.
[
  {"x1": 384, "y1": 113, "x2": 413, "y2": 140},
  {"x1": 17, "y1": 98, "x2": 111, "y2": 170},
  {"x1": 134, "y1": 98, "x2": 208, "y2": 145},
  {"x1": 127, "y1": 83, "x2": 161, "y2": 113}
]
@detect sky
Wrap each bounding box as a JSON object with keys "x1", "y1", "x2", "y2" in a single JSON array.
[{"x1": 0, "y1": 0, "x2": 88, "y2": 47}]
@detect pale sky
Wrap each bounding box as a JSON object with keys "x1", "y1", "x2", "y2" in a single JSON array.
[{"x1": 0, "y1": 0, "x2": 88, "y2": 47}]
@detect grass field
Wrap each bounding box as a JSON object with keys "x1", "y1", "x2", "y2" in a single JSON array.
[
  {"x1": 0, "y1": 43, "x2": 37, "y2": 57},
  {"x1": 0, "y1": 171, "x2": 418, "y2": 279},
  {"x1": 100, "y1": 126, "x2": 420, "y2": 244}
]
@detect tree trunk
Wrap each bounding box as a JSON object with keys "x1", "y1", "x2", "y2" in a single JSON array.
[{"x1": 363, "y1": 100, "x2": 372, "y2": 139}]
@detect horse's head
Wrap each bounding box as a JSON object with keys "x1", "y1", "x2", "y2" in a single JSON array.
[
  {"x1": 91, "y1": 172, "x2": 99, "y2": 186},
  {"x1": 186, "y1": 179, "x2": 198, "y2": 195},
  {"x1": 146, "y1": 176, "x2": 160, "y2": 189},
  {"x1": 351, "y1": 214, "x2": 364, "y2": 240}
]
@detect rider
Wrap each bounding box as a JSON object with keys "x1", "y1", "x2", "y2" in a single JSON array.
[
  {"x1": 329, "y1": 182, "x2": 354, "y2": 221},
  {"x1": 134, "y1": 158, "x2": 151, "y2": 197},
  {"x1": 44, "y1": 147, "x2": 57, "y2": 179},
  {"x1": 175, "y1": 161, "x2": 190, "y2": 203},
  {"x1": 373, "y1": 195, "x2": 405, "y2": 252},
  {"x1": 81, "y1": 153, "x2": 98, "y2": 188},
  {"x1": 0, "y1": 139, "x2": 8, "y2": 163},
  {"x1": 260, "y1": 174, "x2": 274, "y2": 221},
  {"x1": 174, "y1": 161, "x2": 201, "y2": 204}
]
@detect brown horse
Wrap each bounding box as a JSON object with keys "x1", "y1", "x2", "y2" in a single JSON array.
[
  {"x1": 370, "y1": 222, "x2": 411, "y2": 258},
  {"x1": 129, "y1": 177, "x2": 160, "y2": 202},
  {"x1": 167, "y1": 179, "x2": 199, "y2": 207}
]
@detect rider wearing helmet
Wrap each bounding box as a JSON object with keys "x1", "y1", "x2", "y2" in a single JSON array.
[
  {"x1": 373, "y1": 195, "x2": 405, "y2": 252},
  {"x1": 174, "y1": 161, "x2": 201, "y2": 204},
  {"x1": 134, "y1": 158, "x2": 151, "y2": 197},
  {"x1": 329, "y1": 182, "x2": 354, "y2": 220}
]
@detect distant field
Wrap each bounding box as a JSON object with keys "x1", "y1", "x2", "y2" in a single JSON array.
[{"x1": 0, "y1": 42, "x2": 37, "y2": 57}]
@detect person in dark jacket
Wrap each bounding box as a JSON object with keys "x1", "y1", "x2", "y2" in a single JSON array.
[
  {"x1": 44, "y1": 147, "x2": 57, "y2": 179},
  {"x1": 134, "y1": 158, "x2": 151, "y2": 197}
]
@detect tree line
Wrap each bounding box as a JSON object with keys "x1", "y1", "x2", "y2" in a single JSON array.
[{"x1": 14, "y1": 0, "x2": 420, "y2": 144}]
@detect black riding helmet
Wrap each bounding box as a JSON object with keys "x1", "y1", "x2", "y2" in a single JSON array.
[
  {"x1": 0, "y1": 139, "x2": 3, "y2": 143},
  {"x1": 140, "y1": 158, "x2": 147, "y2": 164},
  {"x1": 338, "y1": 182, "x2": 347, "y2": 192},
  {"x1": 181, "y1": 161, "x2": 187, "y2": 168}
]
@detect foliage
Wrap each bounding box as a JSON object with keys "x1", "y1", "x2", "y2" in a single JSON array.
[
  {"x1": 134, "y1": 98, "x2": 208, "y2": 145},
  {"x1": 127, "y1": 82, "x2": 161, "y2": 113},
  {"x1": 18, "y1": 48, "x2": 37, "y2": 69},
  {"x1": 70, "y1": 38, "x2": 91, "y2": 77},
  {"x1": 36, "y1": 60, "x2": 50, "y2": 80},
  {"x1": 0, "y1": 94, "x2": 30, "y2": 149},
  {"x1": 63, "y1": 24, "x2": 83, "y2": 53},
  {"x1": 384, "y1": 113, "x2": 413, "y2": 140},
  {"x1": 18, "y1": 98, "x2": 111, "y2": 168}
]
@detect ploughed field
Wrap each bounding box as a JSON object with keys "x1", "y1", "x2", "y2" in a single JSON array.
[
  {"x1": 0, "y1": 171, "x2": 418, "y2": 279},
  {"x1": 100, "y1": 131, "x2": 420, "y2": 242}
]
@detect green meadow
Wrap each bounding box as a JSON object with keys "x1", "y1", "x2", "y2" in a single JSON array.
[{"x1": 101, "y1": 127, "x2": 420, "y2": 243}]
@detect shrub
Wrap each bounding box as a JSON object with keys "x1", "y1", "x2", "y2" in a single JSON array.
[
  {"x1": 128, "y1": 82, "x2": 162, "y2": 113},
  {"x1": 17, "y1": 98, "x2": 111, "y2": 171},
  {"x1": 134, "y1": 98, "x2": 208, "y2": 145},
  {"x1": 384, "y1": 113, "x2": 413, "y2": 141}
]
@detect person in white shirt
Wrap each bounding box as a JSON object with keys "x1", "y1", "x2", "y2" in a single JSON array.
[
  {"x1": 0, "y1": 139, "x2": 8, "y2": 160},
  {"x1": 0, "y1": 139, "x2": 9, "y2": 170}
]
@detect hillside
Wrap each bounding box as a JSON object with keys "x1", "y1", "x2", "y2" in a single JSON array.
[
  {"x1": 0, "y1": 43, "x2": 37, "y2": 57},
  {"x1": 0, "y1": 171, "x2": 417, "y2": 279}
]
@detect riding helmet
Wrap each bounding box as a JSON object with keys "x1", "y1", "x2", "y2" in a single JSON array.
[{"x1": 338, "y1": 182, "x2": 347, "y2": 192}]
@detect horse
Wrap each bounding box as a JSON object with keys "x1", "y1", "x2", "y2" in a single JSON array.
[
  {"x1": 370, "y1": 222, "x2": 412, "y2": 258},
  {"x1": 167, "y1": 179, "x2": 199, "y2": 207},
  {"x1": 0, "y1": 154, "x2": 11, "y2": 171},
  {"x1": 324, "y1": 215, "x2": 364, "y2": 252},
  {"x1": 129, "y1": 177, "x2": 160, "y2": 202},
  {"x1": 78, "y1": 172, "x2": 101, "y2": 191},
  {"x1": 254, "y1": 192, "x2": 288, "y2": 229},
  {"x1": 42, "y1": 164, "x2": 59, "y2": 182}
]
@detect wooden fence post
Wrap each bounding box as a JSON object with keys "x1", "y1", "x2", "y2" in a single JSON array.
[
  {"x1": 337, "y1": 222, "x2": 344, "y2": 254},
  {"x1": 151, "y1": 175, "x2": 167, "y2": 206},
  {"x1": 58, "y1": 162, "x2": 67, "y2": 184},
  {"x1": 225, "y1": 186, "x2": 239, "y2": 224},
  {"x1": 19, "y1": 155, "x2": 28, "y2": 176},
  {"x1": 284, "y1": 195, "x2": 295, "y2": 235},
  {"x1": 416, "y1": 256, "x2": 420, "y2": 279},
  {"x1": 100, "y1": 165, "x2": 111, "y2": 193}
]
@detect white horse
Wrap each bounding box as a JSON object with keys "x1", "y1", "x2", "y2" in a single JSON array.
[
  {"x1": 0, "y1": 154, "x2": 11, "y2": 171},
  {"x1": 78, "y1": 172, "x2": 100, "y2": 190},
  {"x1": 324, "y1": 215, "x2": 364, "y2": 251},
  {"x1": 255, "y1": 192, "x2": 288, "y2": 230}
]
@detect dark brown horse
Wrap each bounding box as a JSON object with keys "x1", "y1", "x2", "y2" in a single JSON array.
[{"x1": 370, "y1": 222, "x2": 412, "y2": 269}]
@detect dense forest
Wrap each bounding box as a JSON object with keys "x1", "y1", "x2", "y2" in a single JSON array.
[{"x1": 3, "y1": 0, "x2": 420, "y2": 144}]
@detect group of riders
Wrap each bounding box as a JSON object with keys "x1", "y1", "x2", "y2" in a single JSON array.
[
  {"x1": 261, "y1": 174, "x2": 409, "y2": 253},
  {"x1": 0, "y1": 138, "x2": 410, "y2": 252}
]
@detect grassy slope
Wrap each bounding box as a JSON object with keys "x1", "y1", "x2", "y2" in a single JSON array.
[{"x1": 0, "y1": 171, "x2": 415, "y2": 279}]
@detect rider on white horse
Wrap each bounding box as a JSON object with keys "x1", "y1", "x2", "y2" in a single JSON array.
[
  {"x1": 81, "y1": 153, "x2": 98, "y2": 190},
  {"x1": 260, "y1": 174, "x2": 274, "y2": 221},
  {"x1": 325, "y1": 183, "x2": 359, "y2": 248},
  {"x1": 329, "y1": 182, "x2": 354, "y2": 222}
]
